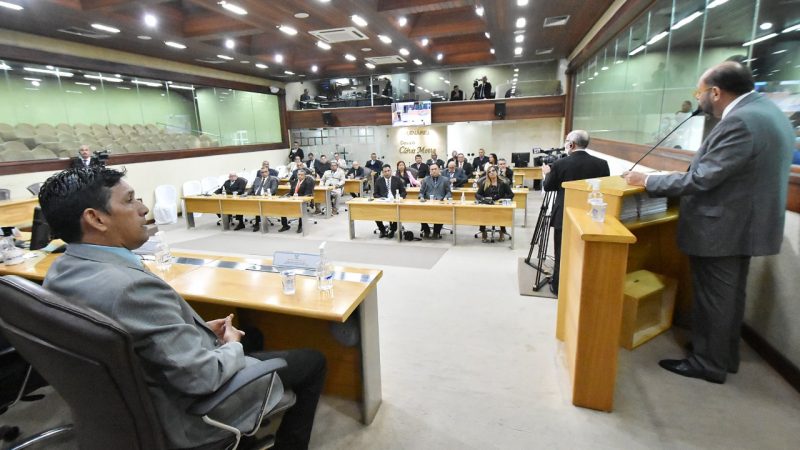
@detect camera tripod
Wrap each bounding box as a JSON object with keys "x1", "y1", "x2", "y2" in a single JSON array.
[{"x1": 525, "y1": 190, "x2": 556, "y2": 292}]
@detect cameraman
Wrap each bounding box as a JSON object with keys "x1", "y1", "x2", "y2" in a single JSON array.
[
  {"x1": 474, "y1": 76, "x2": 492, "y2": 100},
  {"x1": 541, "y1": 130, "x2": 609, "y2": 296},
  {"x1": 70, "y1": 144, "x2": 102, "y2": 169}
]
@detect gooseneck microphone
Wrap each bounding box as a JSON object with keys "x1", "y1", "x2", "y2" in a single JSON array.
[{"x1": 628, "y1": 107, "x2": 703, "y2": 171}]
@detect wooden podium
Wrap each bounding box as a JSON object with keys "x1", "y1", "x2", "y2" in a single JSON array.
[{"x1": 555, "y1": 176, "x2": 690, "y2": 412}]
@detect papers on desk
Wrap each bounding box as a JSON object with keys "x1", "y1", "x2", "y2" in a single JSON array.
[{"x1": 620, "y1": 194, "x2": 668, "y2": 222}]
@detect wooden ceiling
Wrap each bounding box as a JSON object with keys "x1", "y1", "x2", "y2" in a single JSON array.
[{"x1": 0, "y1": 0, "x2": 615, "y2": 81}]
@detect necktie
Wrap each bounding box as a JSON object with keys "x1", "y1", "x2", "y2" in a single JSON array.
[
  {"x1": 257, "y1": 178, "x2": 263, "y2": 195},
  {"x1": 294, "y1": 181, "x2": 300, "y2": 194},
  {"x1": 385, "y1": 177, "x2": 391, "y2": 194}
]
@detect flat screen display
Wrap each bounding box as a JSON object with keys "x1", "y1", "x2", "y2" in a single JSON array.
[{"x1": 391, "y1": 101, "x2": 432, "y2": 127}]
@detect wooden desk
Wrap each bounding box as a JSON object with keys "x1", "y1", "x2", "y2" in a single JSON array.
[
  {"x1": 344, "y1": 179, "x2": 365, "y2": 196},
  {"x1": 276, "y1": 185, "x2": 334, "y2": 218},
  {"x1": 182, "y1": 195, "x2": 313, "y2": 236},
  {"x1": 514, "y1": 166, "x2": 543, "y2": 188},
  {"x1": 0, "y1": 198, "x2": 39, "y2": 228},
  {"x1": 406, "y1": 187, "x2": 530, "y2": 226},
  {"x1": 346, "y1": 198, "x2": 516, "y2": 248},
  {"x1": 0, "y1": 250, "x2": 384, "y2": 424}
]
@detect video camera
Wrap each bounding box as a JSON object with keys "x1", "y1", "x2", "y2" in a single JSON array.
[
  {"x1": 94, "y1": 150, "x2": 110, "y2": 165},
  {"x1": 534, "y1": 147, "x2": 567, "y2": 166}
]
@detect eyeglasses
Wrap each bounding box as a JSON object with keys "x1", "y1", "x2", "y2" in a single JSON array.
[{"x1": 694, "y1": 87, "x2": 713, "y2": 98}]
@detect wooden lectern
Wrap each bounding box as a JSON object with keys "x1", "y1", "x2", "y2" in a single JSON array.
[{"x1": 555, "y1": 176, "x2": 690, "y2": 412}]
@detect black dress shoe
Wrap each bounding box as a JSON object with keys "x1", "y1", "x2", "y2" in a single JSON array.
[
  {"x1": 296, "y1": 226, "x2": 303, "y2": 233},
  {"x1": 432, "y1": 232, "x2": 442, "y2": 240},
  {"x1": 387, "y1": 231, "x2": 395, "y2": 239},
  {"x1": 378, "y1": 231, "x2": 387, "y2": 238},
  {"x1": 252, "y1": 226, "x2": 260, "y2": 232},
  {"x1": 234, "y1": 223, "x2": 245, "y2": 231},
  {"x1": 658, "y1": 359, "x2": 725, "y2": 384},
  {"x1": 278, "y1": 226, "x2": 290, "y2": 232}
]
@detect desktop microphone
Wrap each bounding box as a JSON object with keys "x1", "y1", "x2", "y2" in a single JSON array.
[{"x1": 628, "y1": 107, "x2": 703, "y2": 172}]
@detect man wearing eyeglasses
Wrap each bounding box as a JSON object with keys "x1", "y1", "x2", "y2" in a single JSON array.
[{"x1": 623, "y1": 61, "x2": 794, "y2": 384}]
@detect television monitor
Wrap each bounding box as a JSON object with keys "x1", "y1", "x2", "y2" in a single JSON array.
[
  {"x1": 30, "y1": 207, "x2": 52, "y2": 251},
  {"x1": 391, "y1": 101, "x2": 432, "y2": 127},
  {"x1": 511, "y1": 152, "x2": 531, "y2": 168}
]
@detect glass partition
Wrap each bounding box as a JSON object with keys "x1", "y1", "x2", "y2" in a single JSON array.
[{"x1": 0, "y1": 58, "x2": 282, "y2": 163}]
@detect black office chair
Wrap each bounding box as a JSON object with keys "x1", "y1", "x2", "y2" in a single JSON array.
[
  {"x1": 0, "y1": 275, "x2": 295, "y2": 450},
  {"x1": 26, "y1": 183, "x2": 42, "y2": 197},
  {"x1": 0, "y1": 189, "x2": 10, "y2": 201}
]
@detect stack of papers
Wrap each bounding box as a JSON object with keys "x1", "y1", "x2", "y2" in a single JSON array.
[{"x1": 620, "y1": 195, "x2": 668, "y2": 221}]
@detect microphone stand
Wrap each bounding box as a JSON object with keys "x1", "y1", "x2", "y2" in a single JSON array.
[{"x1": 628, "y1": 108, "x2": 703, "y2": 172}]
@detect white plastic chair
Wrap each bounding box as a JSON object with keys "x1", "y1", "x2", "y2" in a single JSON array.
[
  {"x1": 153, "y1": 185, "x2": 178, "y2": 225},
  {"x1": 182, "y1": 180, "x2": 203, "y2": 218},
  {"x1": 201, "y1": 176, "x2": 220, "y2": 195},
  {"x1": 275, "y1": 165, "x2": 288, "y2": 179}
]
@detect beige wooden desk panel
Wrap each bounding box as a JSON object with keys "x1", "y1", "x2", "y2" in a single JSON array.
[
  {"x1": 454, "y1": 203, "x2": 515, "y2": 226},
  {"x1": 220, "y1": 198, "x2": 262, "y2": 215},
  {"x1": 398, "y1": 201, "x2": 454, "y2": 225},
  {"x1": 0, "y1": 198, "x2": 39, "y2": 227},
  {"x1": 348, "y1": 200, "x2": 398, "y2": 222},
  {"x1": 183, "y1": 197, "x2": 221, "y2": 214}
]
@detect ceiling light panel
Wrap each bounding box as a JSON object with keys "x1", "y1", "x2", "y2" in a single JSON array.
[
  {"x1": 279, "y1": 25, "x2": 298, "y2": 35},
  {"x1": 351, "y1": 15, "x2": 368, "y2": 27},
  {"x1": 144, "y1": 13, "x2": 158, "y2": 28},
  {"x1": 516, "y1": 18, "x2": 526, "y2": 28},
  {"x1": 219, "y1": 1, "x2": 247, "y2": 15},
  {"x1": 378, "y1": 35, "x2": 392, "y2": 44},
  {"x1": 0, "y1": 1, "x2": 23, "y2": 11},
  {"x1": 165, "y1": 41, "x2": 187, "y2": 49},
  {"x1": 91, "y1": 23, "x2": 120, "y2": 33},
  {"x1": 316, "y1": 41, "x2": 331, "y2": 50}
]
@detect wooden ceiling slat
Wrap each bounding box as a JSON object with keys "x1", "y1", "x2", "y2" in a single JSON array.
[
  {"x1": 408, "y1": 7, "x2": 486, "y2": 39},
  {"x1": 377, "y1": 0, "x2": 471, "y2": 14},
  {"x1": 182, "y1": 12, "x2": 260, "y2": 39}
]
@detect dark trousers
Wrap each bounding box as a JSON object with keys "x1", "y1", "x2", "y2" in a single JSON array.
[
  {"x1": 217, "y1": 214, "x2": 244, "y2": 225},
  {"x1": 420, "y1": 223, "x2": 442, "y2": 235},
  {"x1": 375, "y1": 221, "x2": 397, "y2": 233},
  {"x1": 250, "y1": 349, "x2": 326, "y2": 450},
  {"x1": 280, "y1": 217, "x2": 303, "y2": 228},
  {"x1": 686, "y1": 255, "x2": 751, "y2": 381},
  {"x1": 551, "y1": 227, "x2": 562, "y2": 292}
]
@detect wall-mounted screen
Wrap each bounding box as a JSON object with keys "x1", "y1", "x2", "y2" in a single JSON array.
[{"x1": 391, "y1": 101, "x2": 432, "y2": 127}]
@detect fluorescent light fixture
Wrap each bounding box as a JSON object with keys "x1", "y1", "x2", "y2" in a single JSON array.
[
  {"x1": 0, "y1": 63, "x2": 12, "y2": 70},
  {"x1": 311, "y1": 65, "x2": 318, "y2": 72},
  {"x1": 24, "y1": 67, "x2": 74, "y2": 77},
  {"x1": 772, "y1": 49, "x2": 787, "y2": 54},
  {"x1": 345, "y1": 54, "x2": 356, "y2": 61},
  {"x1": 413, "y1": 59, "x2": 422, "y2": 65},
  {"x1": 408, "y1": 82, "x2": 415, "y2": 86},
  {"x1": 742, "y1": 58, "x2": 757, "y2": 63},
  {"x1": 284, "y1": 70, "x2": 295, "y2": 75},
  {"x1": 444, "y1": 80, "x2": 450, "y2": 84},
  {"x1": 514, "y1": 68, "x2": 519, "y2": 72},
  {"x1": 279, "y1": 25, "x2": 298, "y2": 35},
  {"x1": 255, "y1": 63, "x2": 268, "y2": 69},
  {"x1": 742, "y1": 33, "x2": 777, "y2": 46},
  {"x1": 514, "y1": 47, "x2": 523, "y2": 55},
  {"x1": 490, "y1": 48, "x2": 495, "y2": 54},
  {"x1": 137, "y1": 35, "x2": 152, "y2": 40},
  {"x1": 475, "y1": 6, "x2": 484, "y2": 16},
  {"x1": 165, "y1": 41, "x2": 186, "y2": 49},
  {"x1": 316, "y1": 41, "x2": 331, "y2": 50},
  {"x1": 707, "y1": 0, "x2": 729, "y2": 8},
  {"x1": 485, "y1": 32, "x2": 491, "y2": 39},
  {"x1": 437, "y1": 53, "x2": 443, "y2": 61},
  {"x1": 144, "y1": 13, "x2": 158, "y2": 28},
  {"x1": 217, "y1": 54, "x2": 234, "y2": 60},
  {"x1": 515, "y1": 34, "x2": 524, "y2": 43},
  {"x1": 759, "y1": 22, "x2": 772, "y2": 30},
  {"x1": 378, "y1": 35, "x2": 392, "y2": 44},
  {"x1": 594, "y1": 71, "x2": 599, "y2": 76},
  {"x1": 517, "y1": 0, "x2": 529, "y2": 5},
  {"x1": 0, "y1": 1, "x2": 23, "y2": 11},
  {"x1": 782, "y1": 23, "x2": 800, "y2": 33},
  {"x1": 132, "y1": 80, "x2": 162, "y2": 87},
  {"x1": 398, "y1": 17, "x2": 407, "y2": 27},
  {"x1": 399, "y1": 48, "x2": 410, "y2": 56},
  {"x1": 647, "y1": 31, "x2": 669, "y2": 45},
  {"x1": 365, "y1": 63, "x2": 376, "y2": 69},
  {"x1": 275, "y1": 53, "x2": 284, "y2": 63},
  {"x1": 615, "y1": 59, "x2": 624, "y2": 64},
  {"x1": 169, "y1": 84, "x2": 195, "y2": 90},
  {"x1": 225, "y1": 39, "x2": 235, "y2": 49},
  {"x1": 672, "y1": 11, "x2": 702, "y2": 30},
  {"x1": 629, "y1": 45, "x2": 646, "y2": 55},
  {"x1": 218, "y1": 1, "x2": 247, "y2": 15},
  {"x1": 74, "y1": 82, "x2": 91, "y2": 86},
  {"x1": 516, "y1": 17, "x2": 526, "y2": 28},
  {"x1": 421, "y1": 38, "x2": 429, "y2": 46},
  {"x1": 91, "y1": 23, "x2": 121, "y2": 34},
  {"x1": 351, "y1": 14, "x2": 367, "y2": 27},
  {"x1": 601, "y1": 66, "x2": 609, "y2": 71},
  {"x1": 85, "y1": 74, "x2": 123, "y2": 83},
  {"x1": 240, "y1": 60, "x2": 249, "y2": 63}
]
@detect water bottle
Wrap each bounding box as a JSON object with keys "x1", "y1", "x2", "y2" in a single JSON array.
[
  {"x1": 395, "y1": 189, "x2": 401, "y2": 202},
  {"x1": 317, "y1": 242, "x2": 334, "y2": 291},
  {"x1": 266, "y1": 188, "x2": 272, "y2": 198},
  {"x1": 587, "y1": 179, "x2": 603, "y2": 210},
  {"x1": 460, "y1": 191, "x2": 465, "y2": 204},
  {"x1": 153, "y1": 232, "x2": 173, "y2": 272}
]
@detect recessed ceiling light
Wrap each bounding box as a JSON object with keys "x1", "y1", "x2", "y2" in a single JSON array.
[
  {"x1": 279, "y1": 25, "x2": 298, "y2": 35},
  {"x1": 517, "y1": 0, "x2": 529, "y2": 5},
  {"x1": 225, "y1": 39, "x2": 235, "y2": 49},
  {"x1": 137, "y1": 35, "x2": 152, "y2": 40},
  {"x1": 240, "y1": 60, "x2": 249, "y2": 63},
  {"x1": 275, "y1": 54, "x2": 284, "y2": 63},
  {"x1": 351, "y1": 14, "x2": 367, "y2": 27},
  {"x1": 284, "y1": 70, "x2": 295, "y2": 75},
  {"x1": 782, "y1": 23, "x2": 800, "y2": 33},
  {"x1": 409, "y1": 82, "x2": 415, "y2": 86},
  {"x1": 255, "y1": 63, "x2": 268, "y2": 69},
  {"x1": 515, "y1": 35, "x2": 524, "y2": 43},
  {"x1": 475, "y1": 6, "x2": 484, "y2": 16},
  {"x1": 378, "y1": 35, "x2": 392, "y2": 44},
  {"x1": 438, "y1": 76, "x2": 444, "y2": 80},
  {"x1": 413, "y1": 59, "x2": 422, "y2": 65},
  {"x1": 516, "y1": 17, "x2": 526, "y2": 28},
  {"x1": 144, "y1": 13, "x2": 158, "y2": 28},
  {"x1": 311, "y1": 65, "x2": 318, "y2": 72},
  {"x1": 91, "y1": 23, "x2": 121, "y2": 33},
  {"x1": 365, "y1": 62, "x2": 376, "y2": 69},
  {"x1": 514, "y1": 68, "x2": 519, "y2": 72},
  {"x1": 294, "y1": 12, "x2": 309, "y2": 19},
  {"x1": 398, "y1": 16, "x2": 407, "y2": 27},
  {"x1": 490, "y1": 48, "x2": 495, "y2": 54},
  {"x1": 345, "y1": 54, "x2": 356, "y2": 61},
  {"x1": 0, "y1": 1, "x2": 23, "y2": 11},
  {"x1": 316, "y1": 41, "x2": 331, "y2": 50},
  {"x1": 707, "y1": 0, "x2": 729, "y2": 8},
  {"x1": 514, "y1": 47, "x2": 523, "y2": 55},
  {"x1": 671, "y1": 11, "x2": 703, "y2": 30},
  {"x1": 165, "y1": 41, "x2": 186, "y2": 49},
  {"x1": 217, "y1": 54, "x2": 233, "y2": 60},
  {"x1": 444, "y1": 80, "x2": 450, "y2": 84},
  {"x1": 742, "y1": 33, "x2": 778, "y2": 46},
  {"x1": 399, "y1": 48, "x2": 410, "y2": 56},
  {"x1": 218, "y1": 1, "x2": 247, "y2": 15},
  {"x1": 132, "y1": 80, "x2": 162, "y2": 87},
  {"x1": 421, "y1": 38, "x2": 429, "y2": 46},
  {"x1": 436, "y1": 53, "x2": 443, "y2": 61},
  {"x1": 361, "y1": 47, "x2": 372, "y2": 51},
  {"x1": 760, "y1": 22, "x2": 773, "y2": 30},
  {"x1": 601, "y1": 66, "x2": 609, "y2": 70},
  {"x1": 615, "y1": 59, "x2": 624, "y2": 64},
  {"x1": 772, "y1": 49, "x2": 787, "y2": 54}
]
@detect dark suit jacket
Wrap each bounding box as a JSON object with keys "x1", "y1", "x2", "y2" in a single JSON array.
[
  {"x1": 419, "y1": 175, "x2": 452, "y2": 200},
  {"x1": 543, "y1": 150, "x2": 610, "y2": 229},
  {"x1": 450, "y1": 89, "x2": 464, "y2": 101},
  {"x1": 70, "y1": 157, "x2": 101, "y2": 169},
  {"x1": 365, "y1": 159, "x2": 383, "y2": 173},
  {"x1": 426, "y1": 158, "x2": 445, "y2": 168},
  {"x1": 646, "y1": 93, "x2": 794, "y2": 257},
  {"x1": 476, "y1": 82, "x2": 492, "y2": 99},
  {"x1": 476, "y1": 180, "x2": 514, "y2": 202},
  {"x1": 346, "y1": 167, "x2": 365, "y2": 179},
  {"x1": 289, "y1": 167, "x2": 313, "y2": 183},
  {"x1": 255, "y1": 168, "x2": 279, "y2": 177},
  {"x1": 442, "y1": 168, "x2": 467, "y2": 187},
  {"x1": 498, "y1": 167, "x2": 514, "y2": 182},
  {"x1": 288, "y1": 176, "x2": 315, "y2": 197},
  {"x1": 214, "y1": 177, "x2": 247, "y2": 195},
  {"x1": 314, "y1": 161, "x2": 331, "y2": 176},
  {"x1": 373, "y1": 175, "x2": 407, "y2": 199},
  {"x1": 288, "y1": 147, "x2": 304, "y2": 162},
  {"x1": 249, "y1": 175, "x2": 279, "y2": 196},
  {"x1": 409, "y1": 162, "x2": 428, "y2": 179},
  {"x1": 455, "y1": 161, "x2": 473, "y2": 176},
  {"x1": 472, "y1": 156, "x2": 489, "y2": 171}
]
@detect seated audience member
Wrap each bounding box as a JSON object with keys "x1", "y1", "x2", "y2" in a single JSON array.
[
  {"x1": 38, "y1": 167, "x2": 326, "y2": 449},
  {"x1": 257, "y1": 160, "x2": 279, "y2": 177},
  {"x1": 418, "y1": 163, "x2": 452, "y2": 239},
  {"x1": 455, "y1": 153, "x2": 473, "y2": 178},
  {"x1": 250, "y1": 170, "x2": 279, "y2": 231},
  {"x1": 475, "y1": 166, "x2": 514, "y2": 242},
  {"x1": 70, "y1": 144, "x2": 102, "y2": 169},
  {"x1": 446, "y1": 150, "x2": 459, "y2": 166},
  {"x1": 365, "y1": 153, "x2": 383, "y2": 173},
  {"x1": 305, "y1": 153, "x2": 316, "y2": 171},
  {"x1": 215, "y1": 172, "x2": 247, "y2": 230},
  {"x1": 287, "y1": 156, "x2": 302, "y2": 174},
  {"x1": 346, "y1": 161, "x2": 365, "y2": 179},
  {"x1": 319, "y1": 161, "x2": 345, "y2": 215},
  {"x1": 332, "y1": 152, "x2": 348, "y2": 169},
  {"x1": 409, "y1": 154, "x2": 429, "y2": 179},
  {"x1": 472, "y1": 148, "x2": 489, "y2": 174},
  {"x1": 280, "y1": 169, "x2": 315, "y2": 233},
  {"x1": 443, "y1": 161, "x2": 468, "y2": 188},
  {"x1": 314, "y1": 155, "x2": 331, "y2": 179},
  {"x1": 480, "y1": 153, "x2": 499, "y2": 176},
  {"x1": 395, "y1": 161, "x2": 419, "y2": 187},
  {"x1": 289, "y1": 160, "x2": 313, "y2": 183},
  {"x1": 426, "y1": 152, "x2": 445, "y2": 168},
  {"x1": 288, "y1": 141, "x2": 304, "y2": 162},
  {"x1": 373, "y1": 164, "x2": 407, "y2": 238},
  {"x1": 497, "y1": 158, "x2": 514, "y2": 184}
]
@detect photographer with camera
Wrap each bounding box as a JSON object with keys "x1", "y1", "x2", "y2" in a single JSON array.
[
  {"x1": 541, "y1": 130, "x2": 610, "y2": 296},
  {"x1": 70, "y1": 144, "x2": 104, "y2": 169},
  {"x1": 473, "y1": 76, "x2": 492, "y2": 100}
]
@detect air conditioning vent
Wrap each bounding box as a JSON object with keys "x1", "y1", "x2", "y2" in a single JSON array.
[
  {"x1": 543, "y1": 15, "x2": 570, "y2": 27},
  {"x1": 309, "y1": 27, "x2": 369, "y2": 43},
  {"x1": 58, "y1": 27, "x2": 112, "y2": 39},
  {"x1": 365, "y1": 55, "x2": 407, "y2": 65}
]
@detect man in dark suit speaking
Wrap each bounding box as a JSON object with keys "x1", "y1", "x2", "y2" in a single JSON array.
[
  {"x1": 624, "y1": 62, "x2": 794, "y2": 384},
  {"x1": 542, "y1": 130, "x2": 610, "y2": 296}
]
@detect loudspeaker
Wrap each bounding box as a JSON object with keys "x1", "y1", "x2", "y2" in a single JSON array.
[
  {"x1": 494, "y1": 102, "x2": 506, "y2": 119},
  {"x1": 322, "y1": 111, "x2": 334, "y2": 126}
]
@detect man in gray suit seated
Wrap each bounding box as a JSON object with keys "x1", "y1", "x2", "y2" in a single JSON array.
[
  {"x1": 250, "y1": 170, "x2": 280, "y2": 232},
  {"x1": 624, "y1": 62, "x2": 794, "y2": 384},
  {"x1": 418, "y1": 163, "x2": 452, "y2": 239},
  {"x1": 38, "y1": 167, "x2": 326, "y2": 449}
]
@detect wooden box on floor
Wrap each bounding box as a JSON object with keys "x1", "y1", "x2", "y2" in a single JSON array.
[{"x1": 620, "y1": 270, "x2": 677, "y2": 350}]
